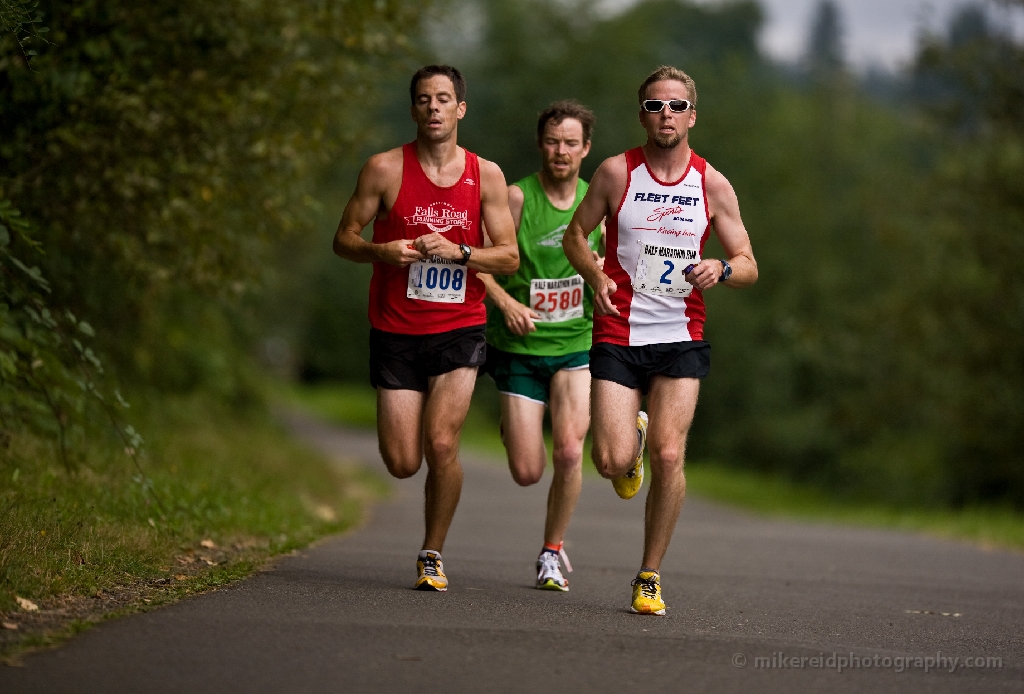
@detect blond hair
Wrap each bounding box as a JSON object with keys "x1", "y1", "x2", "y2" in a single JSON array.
[{"x1": 638, "y1": 66, "x2": 697, "y2": 107}]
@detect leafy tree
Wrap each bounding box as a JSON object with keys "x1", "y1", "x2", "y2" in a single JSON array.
[{"x1": 1, "y1": 0, "x2": 424, "y2": 441}]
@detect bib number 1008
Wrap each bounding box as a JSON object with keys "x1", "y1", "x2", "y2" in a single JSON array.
[{"x1": 407, "y1": 259, "x2": 467, "y2": 303}]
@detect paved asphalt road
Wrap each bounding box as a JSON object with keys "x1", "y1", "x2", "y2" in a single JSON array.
[{"x1": 3, "y1": 412, "x2": 1022, "y2": 693}]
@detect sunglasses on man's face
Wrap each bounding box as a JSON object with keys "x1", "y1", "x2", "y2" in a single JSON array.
[{"x1": 642, "y1": 99, "x2": 692, "y2": 113}]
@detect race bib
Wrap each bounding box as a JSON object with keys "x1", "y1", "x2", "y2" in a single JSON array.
[
  {"x1": 407, "y1": 257, "x2": 467, "y2": 303},
  {"x1": 633, "y1": 242, "x2": 699, "y2": 297},
  {"x1": 530, "y1": 275, "x2": 585, "y2": 323}
]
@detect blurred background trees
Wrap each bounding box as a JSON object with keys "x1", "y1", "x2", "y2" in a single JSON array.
[
  {"x1": 3, "y1": 0, "x2": 1022, "y2": 509},
  {"x1": 1, "y1": 0, "x2": 422, "y2": 440}
]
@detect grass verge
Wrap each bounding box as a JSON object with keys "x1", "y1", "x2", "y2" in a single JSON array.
[
  {"x1": 286, "y1": 381, "x2": 1024, "y2": 552},
  {"x1": 0, "y1": 394, "x2": 380, "y2": 659}
]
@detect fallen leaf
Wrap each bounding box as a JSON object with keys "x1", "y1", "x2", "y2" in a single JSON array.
[
  {"x1": 203, "y1": 559, "x2": 218, "y2": 566},
  {"x1": 175, "y1": 574, "x2": 188, "y2": 581},
  {"x1": 148, "y1": 518, "x2": 156, "y2": 528},
  {"x1": 312, "y1": 504, "x2": 336, "y2": 522},
  {"x1": 200, "y1": 539, "x2": 216, "y2": 549},
  {"x1": 15, "y1": 597, "x2": 38, "y2": 612},
  {"x1": 2, "y1": 622, "x2": 18, "y2": 630}
]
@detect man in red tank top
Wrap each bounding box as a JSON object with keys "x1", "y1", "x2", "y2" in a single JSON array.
[
  {"x1": 563, "y1": 66, "x2": 758, "y2": 615},
  {"x1": 333, "y1": 65, "x2": 519, "y2": 592}
]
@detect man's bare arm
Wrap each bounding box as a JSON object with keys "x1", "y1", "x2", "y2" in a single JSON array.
[
  {"x1": 333, "y1": 151, "x2": 426, "y2": 267},
  {"x1": 414, "y1": 159, "x2": 520, "y2": 274},
  {"x1": 563, "y1": 156, "x2": 624, "y2": 316},
  {"x1": 479, "y1": 273, "x2": 539, "y2": 336},
  {"x1": 477, "y1": 183, "x2": 537, "y2": 334},
  {"x1": 684, "y1": 163, "x2": 758, "y2": 290}
]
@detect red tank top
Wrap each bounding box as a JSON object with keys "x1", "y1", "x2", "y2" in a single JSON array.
[{"x1": 368, "y1": 143, "x2": 486, "y2": 335}]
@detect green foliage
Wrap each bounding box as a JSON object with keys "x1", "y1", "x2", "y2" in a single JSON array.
[
  {"x1": 1, "y1": 0, "x2": 423, "y2": 390},
  {"x1": 0, "y1": 0, "x2": 50, "y2": 65},
  {"x1": 0, "y1": 198, "x2": 141, "y2": 472},
  {"x1": 1, "y1": 0, "x2": 424, "y2": 461}
]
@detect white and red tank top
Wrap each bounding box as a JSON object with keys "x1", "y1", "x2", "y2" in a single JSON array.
[
  {"x1": 594, "y1": 147, "x2": 711, "y2": 346},
  {"x1": 368, "y1": 143, "x2": 486, "y2": 335}
]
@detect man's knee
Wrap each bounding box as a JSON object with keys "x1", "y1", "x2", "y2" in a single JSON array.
[
  {"x1": 552, "y1": 439, "x2": 583, "y2": 472},
  {"x1": 592, "y1": 442, "x2": 629, "y2": 479},
  {"x1": 423, "y1": 431, "x2": 459, "y2": 465},
  {"x1": 648, "y1": 443, "x2": 684, "y2": 478},
  {"x1": 509, "y1": 462, "x2": 543, "y2": 487},
  {"x1": 380, "y1": 448, "x2": 421, "y2": 479}
]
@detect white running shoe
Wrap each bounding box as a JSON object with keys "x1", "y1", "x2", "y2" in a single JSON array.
[{"x1": 536, "y1": 548, "x2": 571, "y2": 591}]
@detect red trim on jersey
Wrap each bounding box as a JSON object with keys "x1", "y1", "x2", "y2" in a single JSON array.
[
  {"x1": 593, "y1": 149, "x2": 640, "y2": 346},
  {"x1": 367, "y1": 143, "x2": 485, "y2": 335},
  {"x1": 685, "y1": 155, "x2": 711, "y2": 340},
  {"x1": 640, "y1": 146, "x2": 695, "y2": 187},
  {"x1": 613, "y1": 150, "x2": 634, "y2": 218}
]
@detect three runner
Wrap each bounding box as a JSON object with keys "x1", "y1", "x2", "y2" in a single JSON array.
[
  {"x1": 335, "y1": 64, "x2": 757, "y2": 613},
  {"x1": 562, "y1": 65, "x2": 758, "y2": 614},
  {"x1": 333, "y1": 65, "x2": 519, "y2": 591},
  {"x1": 478, "y1": 101, "x2": 603, "y2": 591}
]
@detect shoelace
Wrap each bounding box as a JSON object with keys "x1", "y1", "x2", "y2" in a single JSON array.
[
  {"x1": 421, "y1": 554, "x2": 441, "y2": 577},
  {"x1": 559, "y1": 546, "x2": 572, "y2": 573},
  {"x1": 537, "y1": 548, "x2": 573, "y2": 580},
  {"x1": 631, "y1": 575, "x2": 659, "y2": 599},
  {"x1": 537, "y1": 552, "x2": 561, "y2": 580}
]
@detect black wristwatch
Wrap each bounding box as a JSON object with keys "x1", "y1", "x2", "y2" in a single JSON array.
[
  {"x1": 458, "y1": 243, "x2": 472, "y2": 265},
  {"x1": 719, "y1": 259, "x2": 732, "y2": 283}
]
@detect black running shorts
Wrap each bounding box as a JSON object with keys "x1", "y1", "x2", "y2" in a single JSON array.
[
  {"x1": 589, "y1": 340, "x2": 710, "y2": 394},
  {"x1": 369, "y1": 325, "x2": 487, "y2": 392}
]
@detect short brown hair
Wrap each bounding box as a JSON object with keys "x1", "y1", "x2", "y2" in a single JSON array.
[
  {"x1": 537, "y1": 100, "x2": 596, "y2": 144},
  {"x1": 638, "y1": 66, "x2": 697, "y2": 107},
  {"x1": 410, "y1": 65, "x2": 466, "y2": 104}
]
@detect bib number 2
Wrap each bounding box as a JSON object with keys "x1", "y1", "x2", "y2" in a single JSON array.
[
  {"x1": 633, "y1": 243, "x2": 698, "y2": 297},
  {"x1": 407, "y1": 258, "x2": 467, "y2": 303}
]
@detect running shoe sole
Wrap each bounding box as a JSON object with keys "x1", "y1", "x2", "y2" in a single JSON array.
[{"x1": 536, "y1": 578, "x2": 569, "y2": 592}]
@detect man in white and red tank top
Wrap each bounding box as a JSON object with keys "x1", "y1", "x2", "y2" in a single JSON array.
[
  {"x1": 563, "y1": 66, "x2": 758, "y2": 615},
  {"x1": 333, "y1": 65, "x2": 519, "y2": 592}
]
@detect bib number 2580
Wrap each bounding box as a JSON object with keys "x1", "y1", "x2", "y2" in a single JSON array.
[
  {"x1": 530, "y1": 275, "x2": 585, "y2": 323},
  {"x1": 407, "y1": 259, "x2": 467, "y2": 303}
]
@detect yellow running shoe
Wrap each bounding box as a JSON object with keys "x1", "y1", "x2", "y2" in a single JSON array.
[
  {"x1": 630, "y1": 570, "x2": 665, "y2": 615},
  {"x1": 612, "y1": 411, "x2": 648, "y2": 500},
  {"x1": 414, "y1": 550, "x2": 448, "y2": 592}
]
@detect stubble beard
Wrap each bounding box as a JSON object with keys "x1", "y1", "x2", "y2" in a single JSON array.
[
  {"x1": 544, "y1": 161, "x2": 578, "y2": 183},
  {"x1": 653, "y1": 131, "x2": 683, "y2": 149}
]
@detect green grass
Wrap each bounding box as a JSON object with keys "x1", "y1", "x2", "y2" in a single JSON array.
[
  {"x1": 0, "y1": 394, "x2": 378, "y2": 654},
  {"x1": 287, "y1": 381, "x2": 1024, "y2": 552},
  {"x1": 685, "y1": 462, "x2": 1024, "y2": 550}
]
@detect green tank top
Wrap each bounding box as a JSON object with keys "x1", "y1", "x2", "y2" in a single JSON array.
[{"x1": 486, "y1": 173, "x2": 602, "y2": 356}]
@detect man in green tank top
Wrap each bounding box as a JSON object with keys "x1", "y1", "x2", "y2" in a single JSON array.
[{"x1": 479, "y1": 101, "x2": 603, "y2": 591}]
